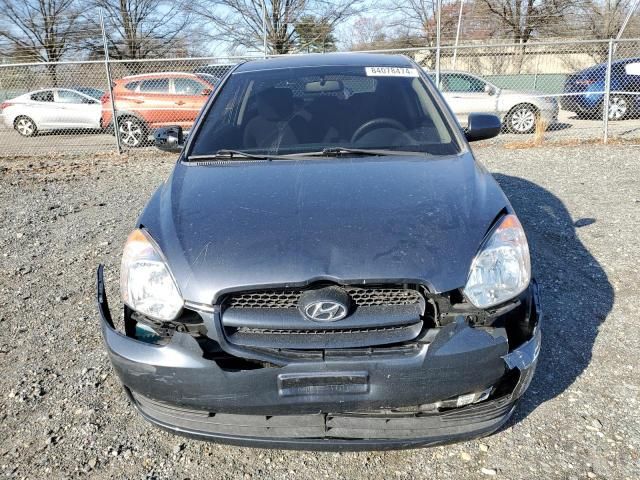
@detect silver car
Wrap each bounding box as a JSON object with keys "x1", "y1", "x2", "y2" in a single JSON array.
[
  {"x1": 431, "y1": 71, "x2": 559, "y2": 134},
  {"x1": 1, "y1": 88, "x2": 102, "y2": 137}
]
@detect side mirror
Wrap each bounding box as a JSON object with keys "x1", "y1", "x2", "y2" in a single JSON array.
[
  {"x1": 465, "y1": 113, "x2": 501, "y2": 142},
  {"x1": 201, "y1": 88, "x2": 213, "y2": 96},
  {"x1": 484, "y1": 84, "x2": 496, "y2": 96},
  {"x1": 154, "y1": 125, "x2": 184, "y2": 152}
]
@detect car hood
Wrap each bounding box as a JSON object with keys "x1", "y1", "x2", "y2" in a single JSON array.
[{"x1": 140, "y1": 153, "x2": 510, "y2": 305}]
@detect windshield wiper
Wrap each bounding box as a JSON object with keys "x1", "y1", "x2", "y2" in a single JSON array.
[
  {"x1": 188, "y1": 149, "x2": 275, "y2": 161},
  {"x1": 187, "y1": 147, "x2": 425, "y2": 162},
  {"x1": 285, "y1": 147, "x2": 424, "y2": 157}
]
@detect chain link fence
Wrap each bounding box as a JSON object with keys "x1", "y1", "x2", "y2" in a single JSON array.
[
  {"x1": 0, "y1": 55, "x2": 258, "y2": 156},
  {"x1": 1, "y1": 39, "x2": 639, "y2": 157}
]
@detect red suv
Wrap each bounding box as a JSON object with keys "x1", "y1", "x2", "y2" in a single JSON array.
[{"x1": 101, "y1": 72, "x2": 216, "y2": 147}]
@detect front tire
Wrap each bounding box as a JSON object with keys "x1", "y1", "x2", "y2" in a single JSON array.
[
  {"x1": 14, "y1": 116, "x2": 37, "y2": 137},
  {"x1": 117, "y1": 117, "x2": 146, "y2": 147},
  {"x1": 505, "y1": 104, "x2": 538, "y2": 134},
  {"x1": 607, "y1": 94, "x2": 630, "y2": 121}
]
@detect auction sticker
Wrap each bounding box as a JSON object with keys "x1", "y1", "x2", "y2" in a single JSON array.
[
  {"x1": 365, "y1": 66, "x2": 419, "y2": 77},
  {"x1": 625, "y1": 62, "x2": 640, "y2": 76}
]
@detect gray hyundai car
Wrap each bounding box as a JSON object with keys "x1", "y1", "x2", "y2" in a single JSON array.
[{"x1": 97, "y1": 53, "x2": 541, "y2": 450}]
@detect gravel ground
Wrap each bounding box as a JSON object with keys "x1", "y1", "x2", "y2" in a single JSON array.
[{"x1": 0, "y1": 144, "x2": 639, "y2": 479}]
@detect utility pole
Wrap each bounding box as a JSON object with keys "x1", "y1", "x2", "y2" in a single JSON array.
[
  {"x1": 452, "y1": 0, "x2": 465, "y2": 70},
  {"x1": 99, "y1": 9, "x2": 122, "y2": 154},
  {"x1": 603, "y1": 38, "x2": 614, "y2": 144},
  {"x1": 262, "y1": 0, "x2": 268, "y2": 57},
  {"x1": 435, "y1": 0, "x2": 442, "y2": 88},
  {"x1": 616, "y1": 0, "x2": 640, "y2": 40}
]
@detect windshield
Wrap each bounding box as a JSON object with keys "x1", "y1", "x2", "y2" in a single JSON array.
[{"x1": 189, "y1": 65, "x2": 460, "y2": 157}]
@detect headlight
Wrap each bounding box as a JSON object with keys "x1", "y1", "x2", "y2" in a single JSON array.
[
  {"x1": 463, "y1": 214, "x2": 531, "y2": 309},
  {"x1": 120, "y1": 229, "x2": 183, "y2": 321}
]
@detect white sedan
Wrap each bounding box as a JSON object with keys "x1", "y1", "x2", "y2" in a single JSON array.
[
  {"x1": 0, "y1": 88, "x2": 102, "y2": 137},
  {"x1": 429, "y1": 71, "x2": 559, "y2": 134}
]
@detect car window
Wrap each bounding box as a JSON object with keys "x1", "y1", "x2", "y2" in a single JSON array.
[
  {"x1": 174, "y1": 78, "x2": 206, "y2": 95},
  {"x1": 196, "y1": 73, "x2": 220, "y2": 86},
  {"x1": 190, "y1": 65, "x2": 460, "y2": 157},
  {"x1": 57, "y1": 90, "x2": 88, "y2": 104},
  {"x1": 31, "y1": 91, "x2": 54, "y2": 102},
  {"x1": 75, "y1": 87, "x2": 104, "y2": 99},
  {"x1": 442, "y1": 74, "x2": 486, "y2": 93},
  {"x1": 124, "y1": 81, "x2": 140, "y2": 91},
  {"x1": 139, "y1": 79, "x2": 170, "y2": 93}
]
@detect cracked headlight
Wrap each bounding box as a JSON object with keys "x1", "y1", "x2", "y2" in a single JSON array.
[
  {"x1": 463, "y1": 214, "x2": 531, "y2": 309},
  {"x1": 120, "y1": 229, "x2": 183, "y2": 321}
]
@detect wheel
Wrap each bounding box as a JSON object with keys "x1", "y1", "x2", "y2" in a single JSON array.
[
  {"x1": 505, "y1": 104, "x2": 538, "y2": 134},
  {"x1": 117, "y1": 117, "x2": 146, "y2": 147},
  {"x1": 14, "y1": 116, "x2": 37, "y2": 137},
  {"x1": 607, "y1": 95, "x2": 630, "y2": 121}
]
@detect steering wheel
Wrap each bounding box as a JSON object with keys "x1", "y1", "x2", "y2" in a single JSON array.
[{"x1": 350, "y1": 118, "x2": 406, "y2": 144}]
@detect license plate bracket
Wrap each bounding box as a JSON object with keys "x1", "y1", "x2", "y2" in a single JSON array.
[{"x1": 277, "y1": 372, "x2": 369, "y2": 396}]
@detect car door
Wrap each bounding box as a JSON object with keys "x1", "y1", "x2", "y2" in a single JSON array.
[
  {"x1": 171, "y1": 77, "x2": 212, "y2": 129},
  {"x1": 440, "y1": 73, "x2": 498, "y2": 125},
  {"x1": 54, "y1": 89, "x2": 101, "y2": 128},
  {"x1": 27, "y1": 90, "x2": 58, "y2": 128},
  {"x1": 137, "y1": 78, "x2": 174, "y2": 128}
]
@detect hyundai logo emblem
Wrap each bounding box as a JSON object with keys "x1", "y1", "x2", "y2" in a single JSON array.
[
  {"x1": 304, "y1": 301, "x2": 348, "y2": 322},
  {"x1": 299, "y1": 287, "x2": 351, "y2": 322}
]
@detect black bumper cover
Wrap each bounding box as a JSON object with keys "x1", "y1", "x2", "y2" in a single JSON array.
[{"x1": 97, "y1": 266, "x2": 541, "y2": 450}]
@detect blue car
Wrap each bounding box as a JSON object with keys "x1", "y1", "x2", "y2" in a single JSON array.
[{"x1": 561, "y1": 58, "x2": 640, "y2": 120}]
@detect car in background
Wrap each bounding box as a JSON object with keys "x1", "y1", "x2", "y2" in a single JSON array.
[
  {"x1": 101, "y1": 72, "x2": 216, "y2": 147},
  {"x1": 428, "y1": 71, "x2": 558, "y2": 134},
  {"x1": 562, "y1": 58, "x2": 640, "y2": 120},
  {"x1": 1, "y1": 88, "x2": 102, "y2": 137}
]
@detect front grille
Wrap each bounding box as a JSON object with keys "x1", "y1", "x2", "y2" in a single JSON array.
[
  {"x1": 220, "y1": 285, "x2": 426, "y2": 350},
  {"x1": 224, "y1": 287, "x2": 422, "y2": 309},
  {"x1": 237, "y1": 324, "x2": 418, "y2": 335}
]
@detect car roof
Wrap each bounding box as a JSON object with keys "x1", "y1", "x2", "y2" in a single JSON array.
[
  {"x1": 235, "y1": 52, "x2": 414, "y2": 73},
  {"x1": 25, "y1": 87, "x2": 90, "y2": 94},
  {"x1": 119, "y1": 72, "x2": 200, "y2": 81}
]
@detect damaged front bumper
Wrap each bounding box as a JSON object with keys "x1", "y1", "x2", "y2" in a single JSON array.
[{"x1": 96, "y1": 266, "x2": 541, "y2": 451}]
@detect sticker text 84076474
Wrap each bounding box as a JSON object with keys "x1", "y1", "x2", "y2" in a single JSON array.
[{"x1": 365, "y1": 67, "x2": 419, "y2": 77}]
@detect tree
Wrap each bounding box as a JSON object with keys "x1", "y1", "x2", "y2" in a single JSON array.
[
  {"x1": 575, "y1": 0, "x2": 640, "y2": 39},
  {"x1": 84, "y1": 0, "x2": 193, "y2": 59},
  {"x1": 189, "y1": 0, "x2": 363, "y2": 55},
  {"x1": 295, "y1": 15, "x2": 337, "y2": 53},
  {"x1": 346, "y1": 16, "x2": 387, "y2": 50},
  {"x1": 383, "y1": 0, "x2": 457, "y2": 48},
  {"x1": 0, "y1": 0, "x2": 79, "y2": 63},
  {"x1": 478, "y1": 0, "x2": 578, "y2": 44}
]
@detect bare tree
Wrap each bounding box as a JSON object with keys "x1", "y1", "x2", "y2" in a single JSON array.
[
  {"x1": 383, "y1": 0, "x2": 448, "y2": 48},
  {"x1": 189, "y1": 0, "x2": 363, "y2": 55},
  {"x1": 574, "y1": 0, "x2": 640, "y2": 39},
  {"x1": 475, "y1": 1, "x2": 581, "y2": 72},
  {"x1": 84, "y1": 0, "x2": 193, "y2": 59},
  {"x1": 478, "y1": 1, "x2": 579, "y2": 44},
  {"x1": 0, "y1": 0, "x2": 79, "y2": 63},
  {"x1": 345, "y1": 16, "x2": 388, "y2": 50}
]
